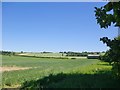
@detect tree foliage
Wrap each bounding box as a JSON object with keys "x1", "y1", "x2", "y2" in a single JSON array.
[
  {"x1": 100, "y1": 37, "x2": 120, "y2": 77},
  {"x1": 95, "y1": 1, "x2": 120, "y2": 78},
  {"x1": 95, "y1": 1, "x2": 120, "y2": 28},
  {"x1": 100, "y1": 37, "x2": 120, "y2": 61}
]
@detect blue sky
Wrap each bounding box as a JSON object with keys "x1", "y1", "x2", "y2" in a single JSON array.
[{"x1": 2, "y1": 2, "x2": 118, "y2": 52}]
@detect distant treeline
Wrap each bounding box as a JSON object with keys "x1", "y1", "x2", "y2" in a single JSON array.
[
  {"x1": 0, "y1": 51, "x2": 15, "y2": 56},
  {"x1": 66, "y1": 52, "x2": 88, "y2": 57},
  {"x1": 0, "y1": 50, "x2": 103, "y2": 57},
  {"x1": 59, "y1": 51, "x2": 101, "y2": 57}
]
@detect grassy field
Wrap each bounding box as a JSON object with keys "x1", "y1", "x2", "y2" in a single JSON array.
[{"x1": 1, "y1": 55, "x2": 120, "y2": 88}]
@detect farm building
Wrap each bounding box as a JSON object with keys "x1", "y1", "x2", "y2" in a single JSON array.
[{"x1": 87, "y1": 54, "x2": 100, "y2": 59}]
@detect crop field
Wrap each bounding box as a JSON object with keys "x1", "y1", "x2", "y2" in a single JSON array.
[
  {"x1": 1, "y1": 55, "x2": 120, "y2": 88},
  {"x1": 17, "y1": 52, "x2": 87, "y2": 59},
  {"x1": 17, "y1": 52, "x2": 65, "y2": 57}
]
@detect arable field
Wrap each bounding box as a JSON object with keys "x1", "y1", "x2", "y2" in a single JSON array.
[
  {"x1": 1, "y1": 55, "x2": 120, "y2": 88},
  {"x1": 17, "y1": 52, "x2": 87, "y2": 59},
  {"x1": 17, "y1": 52, "x2": 65, "y2": 57}
]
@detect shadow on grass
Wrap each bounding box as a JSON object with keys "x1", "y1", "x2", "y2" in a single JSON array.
[
  {"x1": 20, "y1": 70, "x2": 120, "y2": 89},
  {"x1": 97, "y1": 63, "x2": 112, "y2": 66}
]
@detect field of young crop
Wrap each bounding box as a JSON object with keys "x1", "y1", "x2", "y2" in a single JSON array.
[
  {"x1": 17, "y1": 52, "x2": 87, "y2": 59},
  {"x1": 17, "y1": 52, "x2": 65, "y2": 57},
  {"x1": 1, "y1": 55, "x2": 120, "y2": 88}
]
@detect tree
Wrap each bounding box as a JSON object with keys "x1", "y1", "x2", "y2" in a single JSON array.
[
  {"x1": 95, "y1": 1, "x2": 120, "y2": 78},
  {"x1": 95, "y1": 2, "x2": 120, "y2": 28},
  {"x1": 21, "y1": 51, "x2": 23, "y2": 53}
]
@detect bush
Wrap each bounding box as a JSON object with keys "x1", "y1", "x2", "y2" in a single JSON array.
[
  {"x1": 100, "y1": 36, "x2": 120, "y2": 78},
  {"x1": 99, "y1": 50, "x2": 112, "y2": 64},
  {"x1": 112, "y1": 62, "x2": 120, "y2": 79}
]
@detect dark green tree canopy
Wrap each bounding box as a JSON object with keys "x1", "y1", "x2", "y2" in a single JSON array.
[
  {"x1": 95, "y1": 1, "x2": 120, "y2": 28},
  {"x1": 95, "y1": 1, "x2": 120, "y2": 78}
]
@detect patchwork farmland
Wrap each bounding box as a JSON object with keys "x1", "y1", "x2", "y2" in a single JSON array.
[{"x1": 1, "y1": 54, "x2": 120, "y2": 88}]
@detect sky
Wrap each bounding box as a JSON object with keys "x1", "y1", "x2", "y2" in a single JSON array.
[{"x1": 2, "y1": 2, "x2": 118, "y2": 52}]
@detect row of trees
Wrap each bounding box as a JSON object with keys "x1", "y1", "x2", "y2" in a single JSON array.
[
  {"x1": 0, "y1": 51, "x2": 15, "y2": 56},
  {"x1": 66, "y1": 52, "x2": 88, "y2": 57},
  {"x1": 59, "y1": 51, "x2": 100, "y2": 57}
]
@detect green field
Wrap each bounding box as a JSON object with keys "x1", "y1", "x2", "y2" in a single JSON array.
[{"x1": 1, "y1": 55, "x2": 120, "y2": 88}]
